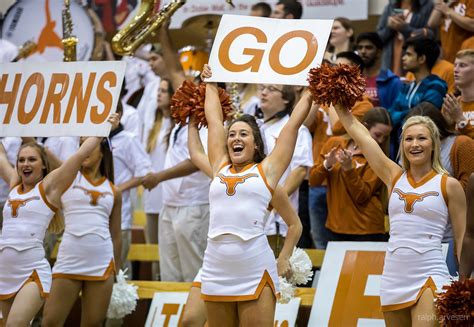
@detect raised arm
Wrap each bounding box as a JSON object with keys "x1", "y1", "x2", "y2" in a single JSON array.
[
  {"x1": 42, "y1": 114, "x2": 119, "y2": 207},
  {"x1": 270, "y1": 185, "x2": 302, "y2": 278},
  {"x1": 447, "y1": 177, "x2": 467, "y2": 261},
  {"x1": 158, "y1": 20, "x2": 186, "y2": 91},
  {"x1": 0, "y1": 142, "x2": 17, "y2": 187},
  {"x1": 262, "y1": 89, "x2": 313, "y2": 188},
  {"x1": 333, "y1": 103, "x2": 402, "y2": 188},
  {"x1": 188, "y1": 116, "x2": 212, "y2": 178},
  {"x1": 201, "y1": 65, "x2": 229, "y2": 176}
]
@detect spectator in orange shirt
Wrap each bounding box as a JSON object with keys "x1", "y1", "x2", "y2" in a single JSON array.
[
  {"x1": 428, "y1": 0, "x2": 474, "y2": 63},
  {"x1": 442, "y1": 49, "x2": 474, "y2": 138},
  {"x1": 309, "y1": 108, "x2": 392, "y2": 243}
]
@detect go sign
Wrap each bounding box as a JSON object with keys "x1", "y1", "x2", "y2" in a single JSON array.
[{"x1": 207, "y1": 15, "x2": 333, "y2": 86}]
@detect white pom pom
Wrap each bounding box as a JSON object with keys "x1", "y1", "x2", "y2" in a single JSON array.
[
  {"x1": 288, "y1": 248, "x2": 313, "y2": 286},
  {"x1": 107, "y1": 269, "x2": 139, "y2": 319},
  {"x1": 278, "y1": 276, "x2": 295, "y2": 304}
]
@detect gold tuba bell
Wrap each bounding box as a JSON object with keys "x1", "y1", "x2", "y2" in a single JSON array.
[{"x1": 111, "y1": 0, "x2": 186, "y2": 56}]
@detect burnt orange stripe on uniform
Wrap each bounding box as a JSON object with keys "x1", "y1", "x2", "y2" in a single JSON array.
[
  {"x1": 407, "y1": 170, "x2": 437, "y2": 189},
  {"x1": 38, "y1": 182, "x2": 58, "y2": 212},
  {"x1": 381, "y1": 276, "x2": 437, "y2": 312},
  {"x1": 201, "y1": 270, "x2": 280, "y2": 302},
  {"x1": 52, "y1": 259, "x2": 115, "y2": 281}
]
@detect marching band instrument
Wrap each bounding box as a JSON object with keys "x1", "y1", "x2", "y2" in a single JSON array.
[
  {"x1": 62, "y1": 0, "x2": 77, "y2": 62},
  {"x1": 111, "y1": 0, "x2": 186, "y2": 56}
]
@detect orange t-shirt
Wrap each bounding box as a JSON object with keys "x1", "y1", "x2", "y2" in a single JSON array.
[
  {"x1": 440, "y1": 0, "x2": 474, "y2": 63},
  {"x1": 405, "y1": 60, "x2": 455, "y2": 93},
  {"x1": 460, "y1": 100, "x2": 474, "y2": 139},
  {"x1": 309, "y1": 136, "x2": 385, "y2": 235},
  {"x1": 461, "y1": 36, "x2": 474, "y2": 50}
]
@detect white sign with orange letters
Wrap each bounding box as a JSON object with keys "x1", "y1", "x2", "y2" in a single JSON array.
[
  {"x1": 207, "y1": 14, "x2": 332, "y2": 85},
  {"x1": 0, "y1": 61, "x2": 125, "y2": 137},
  {"x1": 308, "y1": 242, "x2": 449, "y2": 326}
]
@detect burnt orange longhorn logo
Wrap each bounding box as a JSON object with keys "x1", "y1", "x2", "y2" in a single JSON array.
[
  {"x1": 218, "y1": 173, "x2": 258, "y2": 196},
  {"x1": 393, "y1": 188, "x2": 439, "y2": 213},
  {"x1": 8, "y1": 196, "x2": 40, "y2": 217},
  {"x1": 73, "y1": 186, "x2": 112, "y2": 206}
]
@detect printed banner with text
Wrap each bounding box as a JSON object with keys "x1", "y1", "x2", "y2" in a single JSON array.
[
  {"x1": 207, "y1": 15, "x2": 332, "y2": 85},
  {"x1": 0, "y1": 61, "x2": 125, "y2": 137}
]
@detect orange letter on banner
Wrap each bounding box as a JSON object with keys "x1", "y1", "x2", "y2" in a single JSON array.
[
  {"x1": 0, "y1": 73, "x2": 21, "y2": 124},
  {"x1": 161, "y1": 303, "x2": 180, "y2": 327},
  {"x1": 219, "y1": 27, "x2": 266, "y2": 72},
  {"x1": 40, "y1": 73, "x2": 70, "y2": 124},
  {"x1": 91, "y1": 72, "x2": 116, "y2": 124},
  {"x1": 329, "y1": 251, "x2": 385, "y2": 325},
  {"x1": 269, "y1": 30, "x2": 318, "y2": 75},
  {"x1": 63, "y1": 73, "x2": 96, "y2": 123},
  {"x1": 18, "y1": 73, "x2": 45, "y2": 124}
]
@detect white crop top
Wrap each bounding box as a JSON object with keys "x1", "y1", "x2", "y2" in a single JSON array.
[
  {"x1": 1, "y1": 182, "x2": 56, "y2": 251},
  {"x1": 388, "y1": 170, "x2": 449, "y2": 253},
  {"x1": 208, "y1": 163, "x2": 273, "y2": 241},
  {"x1": 61, "y1": 173, "x2": 115, "y2": 239}
]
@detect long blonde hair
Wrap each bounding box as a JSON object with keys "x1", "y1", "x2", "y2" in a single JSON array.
[
  {"x1": 398, "y1": 116, "x2": 448, "y2": 175},
  {"x1": 147, "y1": 109, "x2": 164, "y2": 153},
  {"x1": 17, "y1": 143, "x2": 64, "y2": 233}
]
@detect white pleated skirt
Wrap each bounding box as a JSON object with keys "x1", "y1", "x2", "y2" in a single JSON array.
[
  {"x1": 52, "y1": 233, "x2": 115, "y2": 280},
  {"x1": 0, "y1": 245, "x2": 51, "y2": 299},
  {"x1": 201, "y1": 234, "x2": 279, "y2": 302},
  {"x1": 380, "y1": 247, "x2": 450, "y2": 312}
]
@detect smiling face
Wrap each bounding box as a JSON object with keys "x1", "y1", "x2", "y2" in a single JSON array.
[
  {"x1": 17, "y1": 146, "x2": 46, "y2": 186},
  {"x1": 258, "y1": 84, "x2": 287, "y2": 114},
  {"x1": 402, "y1": 124, "x2": 433, "y2": 167},
  {"x1": 227, "y1": 121, "x2": 257, "y2": 165},
  {"x1": 330, "y1": 20, "x2": 353, "y2": 47}
]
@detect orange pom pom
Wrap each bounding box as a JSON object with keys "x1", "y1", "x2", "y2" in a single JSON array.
[
  {"x1": 170, "y1": 80, "x2": 198, "y2": 126},
  {"x1": 435, "y1": 278, "x2": 473, "y2": 326},
  {"x1": 307, "y1": 63, "x2": 366, "y2": 109}
]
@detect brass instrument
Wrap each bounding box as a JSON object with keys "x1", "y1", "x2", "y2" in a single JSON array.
[
  {"x1": 62, "y1": 0, "x2": 78, "y2": 62},
  {"x1": 112, "y1": 0, "x2": 186, "y2": 56},
  {"x1": 12, "y1": 40, "x2": 37, "y2": 62}
]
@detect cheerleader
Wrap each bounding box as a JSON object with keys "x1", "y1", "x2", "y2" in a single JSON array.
[
  {"x1": 0, "y1": 115, "x2": 117, "y2": 326},
  {"x1": 42, "y1": 138, "x2": 122, "y2": 326},
  {"x1": 182, "y1": 116, "x2": 302, "y2": 326},
  {"x1": 332, "y1": 103, "x2": 466, "y2": 325},
  {"x1": 199, "y1": 65, "x2": 308, "y2": 326}
]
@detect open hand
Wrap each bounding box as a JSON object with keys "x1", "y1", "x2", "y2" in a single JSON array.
[
  {"x1": 442, "y1": 94, "x2": 463, "y2": 125},
  {"x1": 324, "y1": 147, "x2": 338, "y2": 169},
  {"x1": 336, "y1": 149, "x2": 353, "y2": 171}
]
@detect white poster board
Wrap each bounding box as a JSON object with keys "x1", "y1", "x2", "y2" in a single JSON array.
[
  {"x1": 0, "y1": 61, "x2": 125, "y2": 137},
  {"x1": 207, "y1": 14, "x2": 332, "y2": 85},
  {"x1": 308, "y1": 242, "x2": 449, "y2": 327}
]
